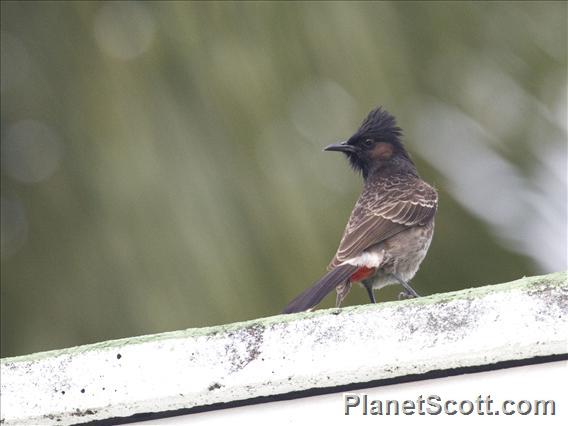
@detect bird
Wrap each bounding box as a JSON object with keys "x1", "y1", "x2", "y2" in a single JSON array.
[{"x1": 282, "y1": 107, "x2": 437, "y2": 314}]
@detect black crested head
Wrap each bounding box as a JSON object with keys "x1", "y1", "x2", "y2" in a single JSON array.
[
  {"x1": 356, "y1": 106, "x2": 402, "y2": 145},
  {"x1": 325, "y1": 106, "x2": 416, "y2": 179}
]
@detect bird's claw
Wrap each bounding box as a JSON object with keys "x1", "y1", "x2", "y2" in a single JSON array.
[{"x1": 398, "y1": 290, "x2": 418, "y2": 300}]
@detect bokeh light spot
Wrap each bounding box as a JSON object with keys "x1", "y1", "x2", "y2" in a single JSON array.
[{"x1": 93, "y1": 2, "x2": 156, "y2": 60}]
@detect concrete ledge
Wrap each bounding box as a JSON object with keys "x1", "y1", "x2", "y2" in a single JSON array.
[{"x1": 1, "y1": 271, "x2": 567, "y2": 425}]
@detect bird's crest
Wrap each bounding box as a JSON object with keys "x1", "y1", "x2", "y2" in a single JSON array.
[{"x1": 354, "y1": 106, "x2": 402, "y2": 144}]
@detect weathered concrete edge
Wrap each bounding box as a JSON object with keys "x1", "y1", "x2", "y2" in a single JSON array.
[
  {"x1": 2, "y1": 271, "x2": 566, "y2": 364},
  {"x1": 1, "y1": 271, "x2": 567, "y2": 426}
]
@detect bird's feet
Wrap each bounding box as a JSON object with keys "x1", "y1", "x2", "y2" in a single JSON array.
[
  {"x1": 398, "y1": 289, "x2": 419, "y2": 300},
  {"x1": 393, "y1": 274, "x2": 420, "y2": 299}
]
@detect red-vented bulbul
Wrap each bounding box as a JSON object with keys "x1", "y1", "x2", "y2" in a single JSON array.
[{"x1": 283, "y1": 107, "x2": 437, "y2": 314}]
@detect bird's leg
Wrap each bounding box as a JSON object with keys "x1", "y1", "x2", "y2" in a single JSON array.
[
  {"x1": 393, "y1": 274, "x2": 420, "y2": 298},
  {"x1": 335, "y1": 281, "x2": 352, "y2": 308},
  {"x1": 362, "y1": 280, "x2": 377, "y2": 304}
]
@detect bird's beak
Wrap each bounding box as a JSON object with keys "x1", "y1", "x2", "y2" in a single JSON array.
[{"x1": 324, "y1": 141, "x2": 357, "y2": 153}]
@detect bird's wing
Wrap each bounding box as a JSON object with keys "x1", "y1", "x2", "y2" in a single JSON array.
[{"x1": 328, "y1": 176, "x2": 438, "y2": 270}]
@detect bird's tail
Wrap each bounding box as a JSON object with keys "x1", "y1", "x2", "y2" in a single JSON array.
[{"x1": 282, "y1": 264, "x2": 358, "y2": 314}]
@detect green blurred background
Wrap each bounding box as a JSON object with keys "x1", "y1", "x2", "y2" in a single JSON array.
[{"x1": 1, "y1": 1, "x2": 566, "y2": 357}]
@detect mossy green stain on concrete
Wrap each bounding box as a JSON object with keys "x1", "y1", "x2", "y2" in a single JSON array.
[{"x1": 2, "y1": 271, "x2": 566, "y2": 365}]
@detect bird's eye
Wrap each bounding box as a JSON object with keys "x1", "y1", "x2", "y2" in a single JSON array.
[{"x1": 363, "y1": 139, "x2": 374, "y2": 148}]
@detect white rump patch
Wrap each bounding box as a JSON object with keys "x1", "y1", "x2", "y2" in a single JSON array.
[{"x1": 342, "y1": 250, "x2": 384, "y2": 268}]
